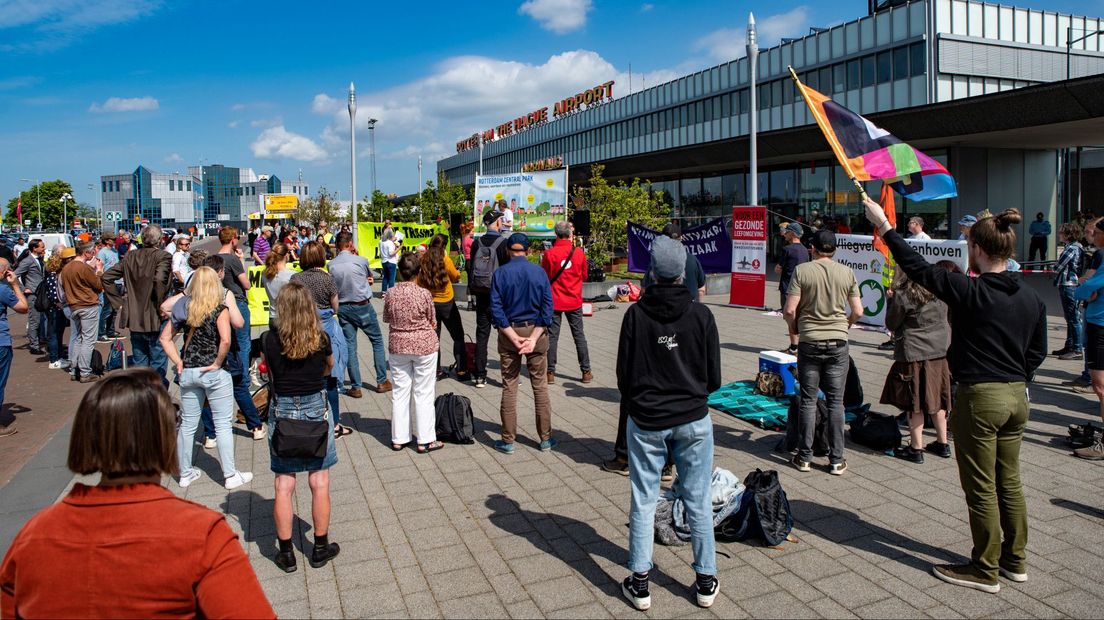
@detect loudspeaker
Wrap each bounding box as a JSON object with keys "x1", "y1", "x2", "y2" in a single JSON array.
[
  {"x1": 449, "y1": 213, "x2": 463, "y2": 237},
  {"x1": 571, "y1": 209, "x2": 591, "y2": 237}
]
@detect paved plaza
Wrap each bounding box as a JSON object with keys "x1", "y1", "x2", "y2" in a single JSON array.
[{"x1": 4, "y1": 286, "x2": 1104, "y2": 618}]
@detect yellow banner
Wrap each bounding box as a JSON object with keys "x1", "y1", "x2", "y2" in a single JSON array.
[
  {"x1": 265, "y1": 195, "x2": 298, "y2": 212},
  {"x1": 246, "y1": 261, "x2": 304, "y2": 326},
  {"x1": 356, "y1": 221, "x2": 449, "y2": 269}
]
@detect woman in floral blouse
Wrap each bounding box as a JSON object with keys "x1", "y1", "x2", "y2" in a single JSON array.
[{"x1": 383, "y1": 254, "x2": 442, "y2": 453}]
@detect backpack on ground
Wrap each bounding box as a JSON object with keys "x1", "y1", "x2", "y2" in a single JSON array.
[
  {"x1": 469, "y1": 235, "x2": 507, "y2": 293},
  {"x1": 90, "y1": 349, "x2": 105, "y2": 376},
  {"x1": 849, "y1": 408, "x2": 902, "y2": 451},
  {"x1": 105, "y1": 339, "x2": 124, "y2": 372},
  {"x1": 32, "y1": 278, "x2": 52, "y2": 313},
  {"x1": 843, "y1": 355, "x2": 863, "y2": 408},
  {"x1": 434, "y1": 392, "x2": 475, "y2": 444},
  {"x1": 715, "y1": 469, "x2": 793, "y2": 547}
]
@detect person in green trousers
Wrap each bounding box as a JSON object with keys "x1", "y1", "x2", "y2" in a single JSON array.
[{"x1": 863, "y1": 199, "x2": 1047, "y2": 594}]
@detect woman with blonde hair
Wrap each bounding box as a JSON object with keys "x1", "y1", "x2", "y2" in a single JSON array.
[
  {"x1": 160, "y1": 266, "x2": 253, "y2": 490},
  {"x1": 260, "y1": 281, "x2": 340, "y2": 572},
  {"x1": 262, "y1": 242, "x2": 293, "y2": 328}
]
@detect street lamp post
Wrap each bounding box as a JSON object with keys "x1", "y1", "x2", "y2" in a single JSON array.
[
  {"x1": 19, "y1": 179, "x2": 41, "y2": 230},
  {"x1": 368, "y1": 118, "x2": 378, "y2": 220},
  {"x1": 88, "y1": 183, "x2": 99, "y2": 232},
  {"x1": 747, "y1": 13, "x2": 759, "y2": 209},
  {"x1": 60, "y1": 192, "x2": 72, "y2": 233},
  {"x1": 349, "y1": 82, "x2": 358, "y2": 248}
]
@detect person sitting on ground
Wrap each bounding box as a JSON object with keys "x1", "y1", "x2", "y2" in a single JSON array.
[
  {"x1": 0, "y1": 368, "x2": 274, "y2": 618},
  {"x1": 880, "y1": 269, "x2": 952, "y2": 463},
  {"x1": 260, "y1": 281, "x2": 341, "y2": 572},
  {"x1": 416, "y1": 234, "x2": 469, "y2": 381},
  {"x1": 384, "y1": 254, "x2": 443, "y2": 453},
  {"x1": 617, "y1": 235, "x2": 722, "y2": 612}
]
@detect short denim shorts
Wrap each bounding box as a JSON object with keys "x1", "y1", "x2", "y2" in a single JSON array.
[{"x1": 267, "y1": 391, "x2": 338, "y2": 474}]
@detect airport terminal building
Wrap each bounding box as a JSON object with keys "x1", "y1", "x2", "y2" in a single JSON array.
[{"x1": 437, "y1": 0, "x2": 1104, "y2": 258}]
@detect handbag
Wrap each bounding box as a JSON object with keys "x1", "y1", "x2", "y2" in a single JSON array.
[{"x1": 263, "y1": 331, "x2": 329, "y2": 459}]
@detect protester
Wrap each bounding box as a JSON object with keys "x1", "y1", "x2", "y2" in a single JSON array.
[
  {"x1": 103, "y1": 225, "x2": 173, "y2": 383},
  {"x1": 461, "y1": 221, "x2": 475, "y2": 262},
  {"x1": 114, "y1": 231, "x2": 131, "y2": 258},
  {"x1": 95, "y1": 234, "x2": 120, "y2": 340},
  {"x1": 171, "y1": 233, "x2": 193, "y2": 292},
  {"x1": 0, "y1": 238, "x2": 14, "y2": 265},
  {"x1": 317, "y1": 221, "x2": 333, "y2": 245},
  {"x1": 14, "y1": 239, "x2": 45, "y2": 355},
  {"x1": 616, "y1": 235, "x2": 721, "y2": 612},
  {"x1": 1067, "y1": 217, "x2": 1104, "y2": 392},
  {"x1": 42, "y1": 249, "x2": 68, "y2": 370},
  {"x1": 540, "y1": 220, "x2": 592, "y2": 384},
  {"x1": 247, "y1": 225, "x2": 259, "y2": 254},
  {"x1": 160, "y1": 266, "x2": 252, "y2": 490},
  {"x1": 865, "y1": 198, "x2": 1046, "y2": 593},
  {"x1": 11, "y1": 237, "x2": 26, "y2": 261},
  {"x1": 291, "y1": 241, "x2": 351, "y2": 439},
  {"x1": 379, "y1": 227, "x2": 400, "y2": 294},
  {"x1": 957, "y1": 215, "x2": 978, "y2": 241},
  {"x1": 783, "y1": 229, "x2": 863, "y2": 475},
  {"x1": 417, "y1": 234, "x2": 469, "y2": 381},
  {"x1": 253, "y1": 226, "x2": 274, "y2": 263},
  {"x1": 490, "y1": 232, "x2": 554, "y2": 454},
  {"x1": 0, "y1": 260, "x2": 29, "y2": 437},
  {"x1": 1072, "y1": 219, "x2": 1104, "y2": 460},
  {"x1": 384, "y1": 254, "x2": 443, "y2": 453},
  {"x1": 316, "y1": 234, "x2": 335, "y2": 260},
  {"x1": 260, "y1": 282, "x2": 341, "y2": 572},
  {"x1": 59, "y1": 242, "x2": 103, "y2": 383},
  {"x1": 880, "y1": 269, "x2": 952, "y2": 463},
  {"x1": 1028, "y1": 211, "x2": 1052, "y2": 262},
  {"x1": 775, "y1": 222, "x2": 810, "y2": 354},
  {"x1": 0, "y1": 369, "x2": 274, "y2": 617},
  {"x1": 1053, "y1": 223, "x2": 1085, "y2": 360},
  {"x1": 262, "y1": 242, "x2": 294, "y2": 328},
  {"x1": 467, "y1": 208, "x2": 511, "y2": 388},
  {"x1": 908, "y1": 216, "x2": 931, "y2": 240},
  {"x1": 330, "y1": 232, "x2": 390, "y2": 396},
  {"x1": 216, "y1": 226, "x2": 266, "y2": 440},
  {"x1": 643, "y1": 223, "x2": 706, "y2": 301}
]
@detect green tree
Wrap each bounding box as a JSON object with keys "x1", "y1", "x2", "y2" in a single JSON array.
[
  {"x1": 295, "y1": 187, "x2": 343, "y2": 230},
  {"x1": 4, "y1": 180, "x2": 77, "y2": 229},
  {"x1": 356, "y1": 190, "x2": 396, "y2": 222},
  {"x1": 573, "y1": 164, "x2": 669, "y2": 266},
  {"x1": 416, "y1": 173, "x2": 472, "y2": 223}
]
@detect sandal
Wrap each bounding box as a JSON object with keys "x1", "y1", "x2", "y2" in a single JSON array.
[
  {"x1": 391, "y1": 442, "x2": 407, "y2": 451},
  {"x1": 417, "y1": 441, "x2": 445, "y2": 454},
  {"x1": 334, "y1": 424, "x2": 353, "y2": 438}
]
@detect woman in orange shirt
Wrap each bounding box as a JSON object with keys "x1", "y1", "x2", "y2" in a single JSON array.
[
  {"x1": 0, "y1": 368, "x2": 274, "y2": 619},
  {"x1": 417, "y1": 234, "x2": 469, "y2": 381}
]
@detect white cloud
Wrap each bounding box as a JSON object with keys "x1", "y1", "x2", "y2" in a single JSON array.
[
  {"x1": 640, "y1": 3, "x2": 653, "y2": 12},
  {"x1": 250, "y1": 117, "x2": 282, "y2": 128},
  {"x1": 518, "y1": 0, "x2": 592, "y2": 34},
  {"x1": 88, "y1": 95, "x2": 159, "y2": 113},
  {"x1": 230, "y1": 103, "x2": 246, "y2": 111},
  {"x1": 312, "y1": 93, "x2": 341, "y2": 115},
  {"x1": 0, "y1": 76, "x2": 41, "y2": 90},
  {"x1": 165, "y1": 152, "x2": 183, "y2": 163},
  {"x1": 228, "y1": 120, "x2": 240, "y2": 129},
  {"x1": 0, "y1": 0, "x2": 163, "y2": 51},
  {"x1": 251, "y1": 125, "x2": 328, "y2": 162},
  {"x1": 694, "y1": 6, "x2": 811, "y2": 63}
]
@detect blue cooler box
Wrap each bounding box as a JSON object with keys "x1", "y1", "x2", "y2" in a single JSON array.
[{"x1": 759, "y1": 351, "x2": 798, "y2": 396}]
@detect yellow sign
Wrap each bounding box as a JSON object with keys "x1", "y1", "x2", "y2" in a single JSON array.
[
  {"x1": 356, "y1": 221, "x2": 443, "y2": 270},
  {"x1": 265, "y1": 195, "x2": 299, "y2": 212}
]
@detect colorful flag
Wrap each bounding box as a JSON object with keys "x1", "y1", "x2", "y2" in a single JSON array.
[
  {"x1": 790, "y1": 69, "x2": 957, "y2": 202},
  {"x1": 16, "y1": 196, "x2": 21, "y2": 223}
]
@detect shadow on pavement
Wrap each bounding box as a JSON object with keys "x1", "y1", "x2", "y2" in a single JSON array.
[{"x1": 1050, "y1": 497, "x2": 1104, "y2": 520}]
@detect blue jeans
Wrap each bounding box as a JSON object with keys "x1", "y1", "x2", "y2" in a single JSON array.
[
  {"x1": 234, "y1": 299, "x2": 262, "y2": 430},
  {"x1": 1060, "y1": 286, "x2": 1084, "y2": 353},
  {"x1": 45, "y1": 309, "x2": 65, "y2": 363},
  {"x1": 178, "y1": 367, "x2": 239, "y2": 480},
  {"x1": 381, "y1": 263, "x2": 396, "y2": 294},
  {"x1": 627, "y1": 415, "x2": 716, "y2": 576},
  {"x1": 130, "y1": 329, "x2": 167, "y2": 385},
  {"x1": 797, "y1": 340, "x2": 849, "y2": 464},
  {"x1": 98, "y1": 295, "x2": 117, "y2": 338},
  {"x1": 0, "y1": 346, "x2": 12, "y2": 411},
  {"x1": 338, "y1": 303, "x2": 388, "y2": 387},
  {"x1": 327, "y1": 376, "x2": 341, "y2": 427}
]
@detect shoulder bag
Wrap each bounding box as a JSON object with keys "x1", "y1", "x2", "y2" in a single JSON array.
[{"x1": 264, "y1": 331, "x2": 329, "y2": 459}]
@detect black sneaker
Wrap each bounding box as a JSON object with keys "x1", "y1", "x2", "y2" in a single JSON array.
[
  {"x1": 275, "y1": 549, "x2": 297, "y2": 573},
  {"x1": 695, "y1": 574, "x2": 719, "y2": 608},
  {"x1": 785, "y1": 345, "x2": 798, "y2": 356},
  {"x1": 602, "y1": 458, "x2": 629, "y2": 476},
  {"x1": 877, "y1": 339, "x2": 896, "y2": 351},
  {"x1": 309, "y1": 542, "x2": 341, "y2": 568},
  {"x1": 474, "y1": 376, "x2": 487, "y2": 389},
  {"x1": 621, "y1": 573, "x2": 651, "y2": 611},
  {"x1": 660, "y1": 464, "x2": 675, "y2": 482},
  {"x1": 925, "y1": 441, "x2": 952, "y2": 458},
  {"x1": 894, "y1": 445, "x2": 924, "y2": 464}
]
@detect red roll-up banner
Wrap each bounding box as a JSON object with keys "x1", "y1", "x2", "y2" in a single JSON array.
[{"x1": 729, "y1": 206, "x2": 767, "y2": 308}]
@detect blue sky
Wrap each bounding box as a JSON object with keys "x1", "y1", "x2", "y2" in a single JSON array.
[{"x1": 1, "y1": 0, "x2": 1101, "y2": 211}]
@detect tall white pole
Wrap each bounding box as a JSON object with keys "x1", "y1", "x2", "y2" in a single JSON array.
[
  {"x1": 418, "y1": 155, "x2": 423, "y2": 224},
  {"x1": 369, "y1": 119, "x2": 377, "y2": 219},
  {"x1": 348, "y1": 82, "x2": 358, "y2": 248},
  {"x1": 748, "y1": 13, "x2": 759, "y2": 207}
]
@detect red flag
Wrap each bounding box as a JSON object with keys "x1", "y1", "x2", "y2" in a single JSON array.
[
  {"x1": 872, "y1": 183, "x2": 896, "y2": 260},
  {"x1": 16, "y1": 196, "x2": 21, "y2": 224}
]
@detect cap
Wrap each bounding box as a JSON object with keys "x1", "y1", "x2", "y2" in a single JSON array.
[
  {"x1": 958, "y1": 215, "x2": 978, "y2": 227},
  {"x1": 811, "y1": 229, "x2": 837, "y2": 254},
  {"x1": 650, "y1": 236, "x2": 686, "y2": 280},
  {"x1": 483, "y1": 209, "x2": 504, "y2": 226},
  {"x1": 59, "y1": 247, "x2": 76, "y2": 260},
  {"x1": 508, "y1": 232, "x2": 529, "y2": 250},
  {"x1": 261, "y1": 225, "x2": 273, "y2": 233},
  {"x1": 780, "y1": 222, "x2": 803, "y2": 237}
]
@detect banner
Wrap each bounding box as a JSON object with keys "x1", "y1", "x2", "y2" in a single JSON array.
[
  {"x1": 626, "y1": 218, "x2": 732, "y2": 274},
  {"x1": 247, "y1": 262, "x2": 303, "y2": 326},
  {"x1": 474, "y1": 170, "x2": 568, "y2": 237},
  {"x1": 356, "y1": 221, "x2": 448, "y2": 270},
  {"x1": 729, "y1": 207, "x2": 768, "y2": 308},
  {"x1": 833, "y1": 234, "x2": 968, "y2": 327}
]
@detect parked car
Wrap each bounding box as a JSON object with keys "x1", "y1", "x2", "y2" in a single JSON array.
[{"x1": 29, "y1": 233, "x2": 75, "y2": 258}]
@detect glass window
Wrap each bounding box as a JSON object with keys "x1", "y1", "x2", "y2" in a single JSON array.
[
  {"x1": 910, "y1": 42, "x2": 925, "y2": 76},
  {"x1": 877, "y1": 51, "x2": 892, "y2": 83},
  {"x1": 847, "y1": 59, "x2": 861, "y2": 90},
  {"x1": 832, "y1": 64, "x2": 846, "y2": 93},
  {"x1": 861, "y1": 55, "x2": 876, "y2": 87},
  {"x1": 769, "y1": 169, "x2": 796, "y2": 203},
  {"x1": 739, "y1": 89, "x2": 749, "y2": 114},
  {"x1": 783, "y1": 79, "x2": 794, "y2": 104},
  {"x1": 819, "y1": 67, "x2": 832, "y2": 93},
  {"x1": 893, "y1": 46, "x2": 909, "y2": 80},
  {"x1": 680, "y1": 177, "x2": 702, "y2": 205},
  {"x1": 722, "y1": 173, "x2": 746, "y2": 205},
  {"x1": 102, "y1": 181, "x2": 107, "y2": 192},
  {"x1": 702, "y1": 175, "x2": 722, "y2": 205},
  {"x1": 758, "y1": 83, "x2": 769, "y2": 108},
  {"x1": 771, "y1": 80, "x2": 782, "y2": 107},
  {"x1": 187, "y1": 180, "x2": 192, "y2": 191},
  {"x1": 806, "y1": 69, "x2": 819, "y2": 92},
  {"x1": 799, "y1": 165, "x2": 829, "y2": 220},
  {"x1": 721, "y1": 93, "x2": 731, "y2": 117},
  {"x1": 711, "y1": 96, "x2": 720, "y2": 120},
  {"x1": 688, "y1": 101, "x2": 698, "y2": 124}
]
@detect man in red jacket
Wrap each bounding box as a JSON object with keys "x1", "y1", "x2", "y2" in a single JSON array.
[{"x1": 540, "y1": 220, "x2": 592, "y2": 384}]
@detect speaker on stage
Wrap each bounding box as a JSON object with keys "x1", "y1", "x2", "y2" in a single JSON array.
[{"x1": 571, "y1": 209, "x2": 591, "y2": 237}]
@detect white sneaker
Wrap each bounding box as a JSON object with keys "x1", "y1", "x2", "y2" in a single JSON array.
[
  {"x1": 178, "y1": 469, "x2": 201, "y2": 488},
  {"x1": 224, "y1": 471, "x2": 253, "y2": 490},
  {"x1": 48, "y1": 361, "x2": 62, "y2": 370},
  {"x1": 252, "y1": 426, "x2": 267, "y2": 441},
  {"x1": 999, "y1": 567, "x2": 1028, "y2": 583},
  {"x1": 203, "y1": 437, "x2": 217, "y2": 449}
]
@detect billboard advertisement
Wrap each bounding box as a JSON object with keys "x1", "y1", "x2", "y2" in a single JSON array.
[
  {"x1": 729, "y1": 206, "x2": 767, "y2": 308},
  {"x1": 264, "y1": 195, "x2": 298, "y2": 212},
  {"x1": 474, "y1": 169, "x2": 568, "y2": 237}
]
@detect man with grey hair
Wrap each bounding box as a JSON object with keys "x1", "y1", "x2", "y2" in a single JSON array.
[
  {"x1": 907, "y1": 216, "x2": 931, "y2": 240},
  {"x1": 103, "y1": 224, "x2": 173, "y2": 384},
  {"x1": 540, "y1": 219, "x2": 592, "y2": 384}
]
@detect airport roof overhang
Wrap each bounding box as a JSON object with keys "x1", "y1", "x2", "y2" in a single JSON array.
[{"x1": 596, "y1": 73, "x2": 1104, "y2": 183}]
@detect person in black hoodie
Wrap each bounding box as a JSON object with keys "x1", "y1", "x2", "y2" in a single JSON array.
[
  {"x1": 864, "y1": 198, "x2": 1046, "y2": 595},
  {"x1": 616, "y1": 236, "x2": 721, "y2": 612}
]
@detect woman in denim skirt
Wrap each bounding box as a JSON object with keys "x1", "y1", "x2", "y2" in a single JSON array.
[
  {"x1": 260, "y1": 281, "x2": 340, "y2": 573},
  {"x1": 160, "y1": 267, "x2": 253, "y2": 490}
]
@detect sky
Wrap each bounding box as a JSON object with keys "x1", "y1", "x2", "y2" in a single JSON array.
[{"x1": 1, "y1": 0, "x2": 1102, "y2": 210}]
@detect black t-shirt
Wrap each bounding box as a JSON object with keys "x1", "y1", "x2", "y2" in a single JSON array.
[
  {"x1": 262, "y1": 330, "x2": 332, "y2": 396},
  {"x1": 1091, "y1": 248, "x2": 1103, "y2": 272},
  {"x1": 218, "y1": 253, "x2": 247, "y2": 302},
  {"x1": 0, "y1": 245, "x2": 14, "y2": 264},
  {"x1": 779, "y1": 242, "x2": 811, "y2": 292}
]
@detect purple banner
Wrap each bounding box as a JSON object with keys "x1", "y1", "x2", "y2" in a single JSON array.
[{"x1": 626, "y1": 218, "x2": 732, "y2": 274}]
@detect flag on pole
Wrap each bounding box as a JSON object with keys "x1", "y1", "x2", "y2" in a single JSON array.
[
  {"x1": 16, "y1": 196, "x2": 21, "y2": 224},
  {"x1": 789, "y1": 68, "x2": 957, "y2": 202}
]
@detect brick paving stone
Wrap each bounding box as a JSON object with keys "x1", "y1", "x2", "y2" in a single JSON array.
[
  {"x1": 402, "y1": 591, "x2": 442, "y2": 618},
  {"x1": 428, "y1": 567, "x2": 494, "y2": 600},
  {"x1": 812, "y1": 570, "x2": 894, "y2": 609},
  {"x1": 739, "y1": 589, "x2": 820, "y2": 619},
  {"x1": 525, "y1": 574, "x2": 597, "y2": 613},
  {"x1": 439, "y1": 592, "x2": 509, "y2": 619}
]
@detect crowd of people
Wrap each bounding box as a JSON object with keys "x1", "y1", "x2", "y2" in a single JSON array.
[{"x1": 0, "y1": 197, "x2": 1093, "y2": 614}]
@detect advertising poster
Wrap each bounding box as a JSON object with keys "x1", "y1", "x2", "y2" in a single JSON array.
[
  {"x1": 474, "y1": 170, "x2": 568, "y2": 237},
  {"x1": 729, "y1": 206, "x2": 767, "y2": 308},
  {"x1": 626, "y1": 218, "x2": 732, "y2": 274},
  {"x1": 833, "y1": 234, "x2": 968, "y2": 327}
]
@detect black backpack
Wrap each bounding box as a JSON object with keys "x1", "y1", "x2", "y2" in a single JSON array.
[
  {"x1": 849, "y1": 409, "x2": 902, "y2": 451},
  {"x1": 716, "y1": 469, "x2": 793, "y2": 546},
  {"x1": 90, "y1": 349, "x2": 105, "y2": 376},
  {"x1": 434, "y1": 393, "x2": 475, "y2": 444},
  {"x1": 469, "y1": 236, "x2": 506, "y2": 293},
  {"x1": 33, "y1": 277, "x2": 52, "y2": 313}
]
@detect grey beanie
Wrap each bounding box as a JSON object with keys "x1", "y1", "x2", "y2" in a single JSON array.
[{"x1": 650, "y1": 236, "x2": 686, "y2": 281}]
